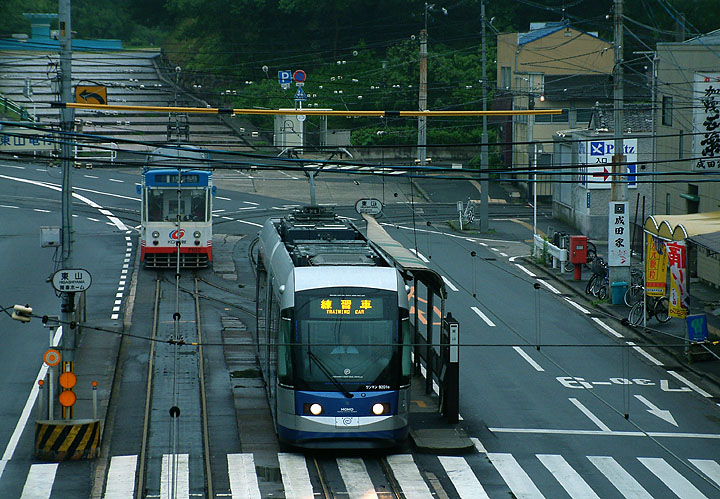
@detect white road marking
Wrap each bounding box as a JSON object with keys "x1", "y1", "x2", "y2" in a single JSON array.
[
  {"x1": 634, "y1": 395, "x2": 678, "y2": 426},
  {"x1": 438, "y1": 456, "x2": 490, "y2": 498},
  {"x1": 108, "y1": 178, "x2": 124, "y2": 183},
  {"x1": 626, "y1": 342, "x2": 663, "y2": 366},
  {"x1": 234, "y1": 219, "x2": 263, "y2": 227},
  {"x1": 278, "y1": 453, "x2": 314, "y2": 499},
  {"x1": 564, "y1": 297, "x2": 590, "y2": 314},
  {"x1": 638, "y1": 457, "x2": 708, "y2": 499},
  {"x1": 591, "y1": 317, "x2": 623, "y2": 338},
  {"x1": 20, "y1": 463, "x2": 58, "y2": 499},
  {"x1": 539, "y1": 280, "x2": 561, "y2": 294},
  {"x1": 471, "y1": 306, "x2": 496, "y2": 327},
  {"x1": 488, "y1": 427, "x2": 720, "y2": 439},
  {"x1": 486, "y1": 453, "x2": 545, "y2": 498},
  {"x1": 103, "y1": 455, "x2": 138, "y2": 499},
  {"x1": 667, "y1": 370, "x2": 712, "y2": 398},
  {"x1": 386, "y1": 454, "x2": 434, "y2": 499},
  {"x1": 0, "y1": 204, "x2": 19, "y2": 208},
  {"x1": 216, "y1": 196, "x2": 231, "y2": 201},
  {"x1": 227, "y1": 453, "x2": 261, "y2": 499},
  {"x1": 689, "y1": 459, "x2": 720, "y2": 488},
  {"x1": 500, "y1": 252, "x2": 508, "y2": 257},
  {"x1": 513, "y1": 346, "x2": 545, "y2": 372},
  {"x1": 569, "y1": 398, "x2": 612, "y2": 432},
  {"x1": 0, "y1": 327, "x2": 63, "y2": 480},
  {"x1": 537, "y1": 454, "x2": 600, "y2": 498},
  {"x1": 337, "y1": 457, "x2": 378, "y2": 499},
  {"x1": 408, "y1": 248, "x2": 429, "y2": 263},
  {"x1": 0, "y1": 164, "x2": 25, "y2": 169},
  {"x1": 84, "y1": 174, "x2": 99, "y2": 179},
  {"x1": 588, "y1": 456, "x2": 653, "y2": 499},
  {"x1": 243, "y1": 201, "x2": 259, "y2": 205},
  {"x1": 33, "y1": 208, "x2": 51, "y2": 213},
  {"x1": 160, "y1": 453, "x2": 189, "y2": 499},
  {"x1": 515, "y1": 264, "x2": 537, "y2": 277},
  {"x1": 442, "y1": 276, "x2": 458, "y2": 292}
]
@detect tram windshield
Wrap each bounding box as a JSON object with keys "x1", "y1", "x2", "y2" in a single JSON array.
[
  {"x1": 291, "y1": 288, "x2": 410, "y2": 392},
  {"x1": 146, "y1": 188, "x2": 208, "y2": 222}
]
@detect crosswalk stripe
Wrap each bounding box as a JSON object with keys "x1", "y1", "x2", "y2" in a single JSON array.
[
  {"x1": 103, "y1": 455, "x2": 137, "y2": 498},
  {"x1": 278, "y1": 453, "x2": 314, "y2": 499},
  {"x1": 487, "y1": 453, "x2": 545, "y2": 498},
  {"x1": 161, "y1": 453, "x2": 189, "y2": 499},
  {"x1": 227, "y1": 453, "x2": 261, "y2": 499},
  {"x1": 438, "y1": 456, "x2": 489, "y2": 498},
  {"x1": 638, "y1": 457, "x2": 708, "y2": 499},
  {"x1": 337, "y1": 457, "x2": 378, "y2": 499},
  {"x1": 20, "y1": 463, "x2": 57, "y2": 499},
  {"x1": 588, "y1": 456, "x2": 652, "y2": 499},
  {"x1": 537, "y1": 454, "x2": 600, "y2": 498},
  {"x1": 386, "y1": 454, "x2": 434, "y2": 499},
  {"x1": 689, "y1": 459, "x2": 720, "y2": 488}
]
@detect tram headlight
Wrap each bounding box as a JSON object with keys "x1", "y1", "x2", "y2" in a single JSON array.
[
  {"x1": 193, "y1": 231, "x2": 201, "y2": 239},
  {"x1": 372, "y1": 403, "x2": 389, "y2": 415},
  {"x1": 303, "y1": 403, "x2": 323, "y2": 415},
  {"x1": 152, "y1": 231, "x2": 160, "y2": 239}
]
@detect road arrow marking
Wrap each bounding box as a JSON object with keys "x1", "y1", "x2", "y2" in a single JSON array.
[{"x1": 634, "y1": 395, "x2": 678, "y2": 426}]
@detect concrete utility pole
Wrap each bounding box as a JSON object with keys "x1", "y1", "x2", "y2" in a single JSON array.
[
  {"x1": 479, "y1": 0, "x2": 489, "y2": 232},
  {"x1": 610, "y1": 0, "x2": 630, "y2": 291},
  {"x1": 418, "y1": 29, "x2": 428, "y2": 166},
  {"x1": 59, "y1": 0, "x2": 76, "y2": 367}
]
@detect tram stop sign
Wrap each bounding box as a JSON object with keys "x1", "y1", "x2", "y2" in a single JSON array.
[
  {"x1": 51, "y1": 269, "x2": 92, "y2": 293},
  {"x1": 355, "y1": 198, "x2": 383, "y2": 216}
]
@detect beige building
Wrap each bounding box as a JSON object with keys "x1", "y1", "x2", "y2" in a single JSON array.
[{"x1": 495, "y1": 21, "x2": 614, "y2": 199}]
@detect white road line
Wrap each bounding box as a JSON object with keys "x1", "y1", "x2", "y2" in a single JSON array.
[
  {"x1": 108, "y1": 178, "x2": 124, "y2": 183},
  {"x1": 216, "y1": 196, "x2": 231, "y2": 201},
  {"x1": 442, "y1": 276, "x2": 459, "y2": 292},
  {"x1": 234, "y1": 219, "x2": 263, "y2": 227},
  {"x1": 471, "y1": 437, "x2": 487, "y2": 454},
  {"x1": 439, "y1": 456, "x2": 489, "y2": 499},
  {"x1": 227, "y1": 453, "x2": 261, "y2": 499},
  {"x1": 569, "y1": 398, "x2": 612, "y2": 432},
  {"x1": 515, "y1": 263, "x2": 537, "y2": 277},
  {"x1": 539, "y1": 280, "x2": 561, "y2": 294},
  {"x1": 278, "y1": 453, "x2": 314, "y2": 499},
  {"x1": 486, "y1": 453, "x2": 545, "y2": 499},
  {"x1": 638, "y1": 457, "x2": 708, "y2": 499},
  {"x1": 222, "y1": 216, "x2": 234, "y2": 220},
  {"x1": 0, "y1": 164, "x2": 25, "y2": 169},
  {"x1": 408, "y1": 248, "x2": 429, "y2": 263},
  {"x1": 471, "y1": 306, "x2": 496, "y2": 327},
  {"x1": 386, "y1": 454, "x2": 434, "y2": 499},
  {"x1": 689, "y1": 459, "x2": 720, "y2": 488},
  {"x1": 213, "y1": 209, "x2": 226, "y2": 213},
  {"x1": 0, "y1": 327, "x2": 63, "y2": 480},
  {"x1": 513, "y1": 346, "x2": 545, "y2": 372},
  {"x1": 337, "y1": 457, "x2": 378, "y2": 499},
  {"x1": 588, "y1": 456, "x2": 653, "y2": 499},
  {"x1": 592, "y1": 317, "x2": 624, "y2": 338},
  {"x1": 243, "y1": 201, "x2": 259, "y2": 205},
  {"x1": 667, "y1": 370, "x2": 712, "y2": 398},
  {"x1": 103, "y1": 455, "x2": 138, "y2": 499},
  {"x1": 626, "y1": 342, "x2": 663, "y2": 366},
  {"x1": 87, "y1": 217, "x2": 101, "y2": 222},
  {"x1": 500, "y1": 252, "x2": 508, "y2": 257},
  {"x1": 161, "y1": 453, "x2": 189, "y2": 499},
  {"x1": 488, "y1": 427, "x2": 720, "y2": 439},
  {"x1": 537, "y1": 454, "x2": 600, "y2": 499},
  {"x1": 33, "y1": 208, "x2": 51, "y2": 213},
  {"x1": 0, "y1": 204, "x2": 19, "y2": 208},
  {"x1": 84, "y1": 174, "x2": 99, "y2": 179},
  {"x1": 20, "y1": 463, "x2": 58, "y2": 499},
  {"x1": 564, "y1": 297, "x2": 590, "y2": 314}
]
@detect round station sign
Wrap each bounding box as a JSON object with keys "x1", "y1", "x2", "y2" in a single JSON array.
[
  {"x1": 51, "y1": 268, "x2": 92, "y2": 293},
  {"x1": 354, "y1": 198, "x2": 383, "y2": 216}
]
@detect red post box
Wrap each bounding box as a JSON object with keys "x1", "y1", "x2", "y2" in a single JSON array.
[{"x1": 569, "y1": 235, "x2": 587, "y2": 280}]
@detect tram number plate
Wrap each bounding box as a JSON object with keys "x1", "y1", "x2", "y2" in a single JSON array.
[{"x1": 335, "y1": 417, "x2": 359, "y2": 428}]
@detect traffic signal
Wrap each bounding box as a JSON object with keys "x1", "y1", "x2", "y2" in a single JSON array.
[
  {"x1": 12, "y1": 304, "x2": 32, "y2": 323},
  {"x1": 528, "y1": 93, "x2": 535, "y2": 110}
]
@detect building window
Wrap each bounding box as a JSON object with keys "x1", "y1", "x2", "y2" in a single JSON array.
[
  {"x1": 501, "y1": 67, "x2": 511, "y2": 89},
  {"x1": 662, "y1": 96, "x2": 673, "y2": 126},
  {"x1": 534, "y1": 109, "x2": 569, "y2": 124}
]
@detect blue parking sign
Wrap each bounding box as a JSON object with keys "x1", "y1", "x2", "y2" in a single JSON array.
[{"x1": 278, "y1": 70, "x2": 292, "y2": 84}]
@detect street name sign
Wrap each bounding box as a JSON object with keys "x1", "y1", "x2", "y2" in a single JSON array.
[{"x1": 52, "y1": 268, "x2": 92, "y2": 293}]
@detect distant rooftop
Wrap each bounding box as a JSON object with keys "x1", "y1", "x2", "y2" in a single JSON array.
[
  {"x1": 543, "y1": 73, "x2": 650, "y2": 101},
  {"x1": 518, "y1": 21, "x2": 600, "y2": 46},
  {"x1": 683, "y1": 28, "x2": 720, "y2": 45},
  {"x1": 0, "y1": 12, "x2": 122, "y2": 51},
  {"x1": 589, "y1": 103, "x2": 652, "y2": 133}
]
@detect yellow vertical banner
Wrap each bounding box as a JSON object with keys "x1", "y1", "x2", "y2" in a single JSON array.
[
  {"x1": 645, "y1": 234, "x2": 667, "y2": 296},
  {"x1": 666, "y1": 241, "x2": 688, "y2": 319}
]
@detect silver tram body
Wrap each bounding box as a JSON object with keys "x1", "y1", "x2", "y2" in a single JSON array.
[{"x1": 256, "y1": 207, "x2": 412, "y2": 448}]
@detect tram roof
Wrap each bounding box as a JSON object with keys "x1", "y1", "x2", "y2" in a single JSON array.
[{"x1": 362, "y1": 214, "x2": 447, "y2": 299}]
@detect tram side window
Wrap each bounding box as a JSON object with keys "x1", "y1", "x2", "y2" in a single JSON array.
[
  {"x1": 401, "y1": 313, "x2": 411, "y2": 385},
  {"x1": 189, "y1": 189, "x2": 207, "y2": 221},
  {"x1": 278, "y1": 311, "x2": 293, "y2": 384}
]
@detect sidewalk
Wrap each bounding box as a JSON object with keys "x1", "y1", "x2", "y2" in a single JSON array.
[{"x1": 528, "y1": 216, "x2": 720, "y2": 390}]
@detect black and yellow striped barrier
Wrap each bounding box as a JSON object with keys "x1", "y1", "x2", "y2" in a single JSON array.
[{"x1": 34, "y1": 419, "x2": 102, "y2": 461}]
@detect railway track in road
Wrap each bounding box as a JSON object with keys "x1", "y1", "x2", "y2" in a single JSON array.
[{"x1": 136, "y1": 273, "x2": 213, "y2": 499}]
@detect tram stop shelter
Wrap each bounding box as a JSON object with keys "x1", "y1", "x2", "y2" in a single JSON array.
[{"x1": 361, "y1": 214, "x2": 461, "y2": 425}]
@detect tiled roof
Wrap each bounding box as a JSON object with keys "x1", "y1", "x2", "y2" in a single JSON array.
[{"x1": 589, "y1": 103, "x2": 652, "y2": 133}]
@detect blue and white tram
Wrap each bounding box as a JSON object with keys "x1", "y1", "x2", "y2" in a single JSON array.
[
  {"x1": 138, "y1": 146, "x2": 215, "y2": 268},
  {"x1": 256, "y1": 206, "x2": 412, "y2": 448}
]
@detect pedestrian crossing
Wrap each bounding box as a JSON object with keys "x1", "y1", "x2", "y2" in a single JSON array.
[{"x1": 7, "y1": 450, "x2": 720, "y2": 498}]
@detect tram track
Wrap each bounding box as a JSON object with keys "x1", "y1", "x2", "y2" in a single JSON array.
[
  {"x1": 136, "y1": 273, "x2": 214, "y2": 499},
  {"x1": 308, "y1": 453, "x2": 406, "y2": 499}
]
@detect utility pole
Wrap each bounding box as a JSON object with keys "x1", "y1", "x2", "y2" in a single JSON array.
[
  {"x1": 610, "y1": 0, "x2": 630, "y2": 296},
  {"x1": 418, "y1": 29, "x2": 428, "y2": 166},
  {"x1": 479, "y1": 0, "x2": 489, "y2": 232},
  {"x1": 59, "y1": 0, "x2": 76, "y2": 400}
]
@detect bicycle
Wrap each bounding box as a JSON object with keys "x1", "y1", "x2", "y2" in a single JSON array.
[
  {"x1": 585, "y1": 257, "x2": 608, "y2": 299},
  {"x1": 623, "y1": 269, "x2": 645, "y2": 307},
  {"x1": 627, "y1": 294, "x2": 671, "y2": 326}
]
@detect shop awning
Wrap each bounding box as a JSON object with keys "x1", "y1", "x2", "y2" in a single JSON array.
[{"x1": 644, "y1": 211, "x2": 720, "y2": 241}]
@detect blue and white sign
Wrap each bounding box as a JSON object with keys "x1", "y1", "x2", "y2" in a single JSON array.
[
  {"x1": 293, "y1": 70, "x2": 306, "y2": 83},
  {"x1": 687, "y1": 314, "x2": 708, "y2": 342},
  {"x1": 580, "y1": 138, "x2": 638, "y2": 189},
  {"x1": 294, "y1": 86, "x2": 307, "y2": 102},
  {"x1": 278, "y1": 70, "x2": 292, "y2": 84}
]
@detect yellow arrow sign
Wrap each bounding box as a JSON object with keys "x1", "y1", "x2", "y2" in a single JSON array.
[{"x1": 74, "y1": 86, "x2": 107, "y2": 105}]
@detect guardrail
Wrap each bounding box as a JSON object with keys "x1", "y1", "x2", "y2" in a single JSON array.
[
  {"x1": 74, "y1": 143, "x2": 118, "y2": 167},
  {"x1": 534, "y1": 233, "x2": 569, "y2": 273}
]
